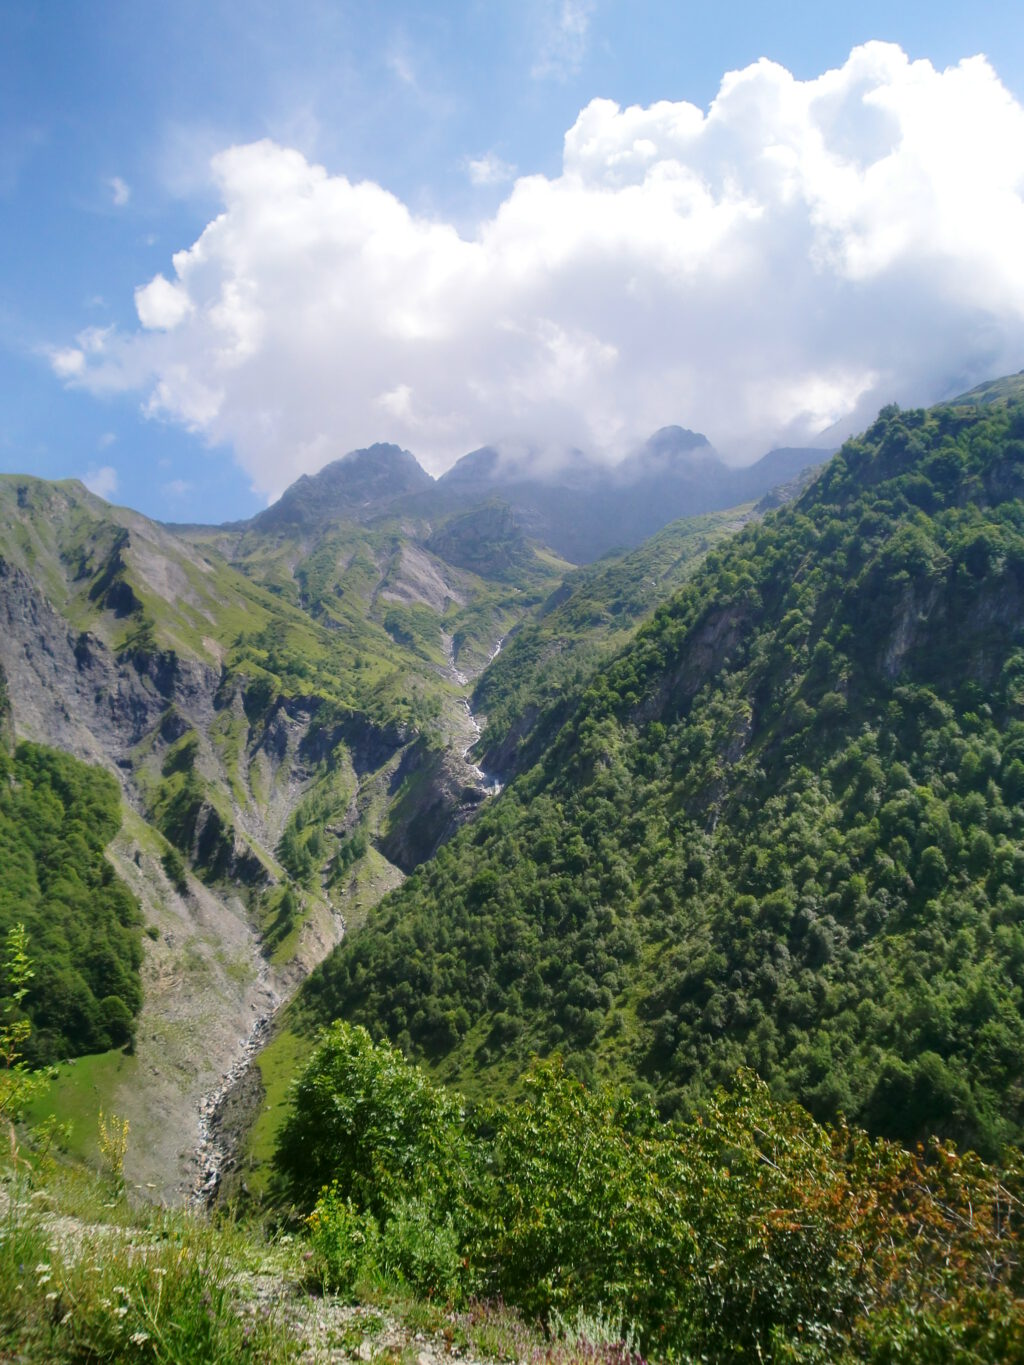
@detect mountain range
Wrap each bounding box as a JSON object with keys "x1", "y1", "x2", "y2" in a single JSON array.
[
  {"x1": 230, "y1": 428, "x2": 827, "y2": 563},
  {"x1": 297, "y1": 373, "x2": 1024, "y2": 1163},
  {"x1": 4, "y1": 377, "x2": 1024, "y2": 1209},
  {"x1": 0, "y1": 417, "x2": 804, "y2": 1198}
]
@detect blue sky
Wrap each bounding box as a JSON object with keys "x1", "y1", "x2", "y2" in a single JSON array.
[{"x1": 2, "y1": 1, "x2": 1024, "y2": 523}]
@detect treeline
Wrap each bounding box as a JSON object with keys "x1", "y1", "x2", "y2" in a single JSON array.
[
  {"x1": 299, "y1": 392, "x2": 1024, "y2": 1156},
  {"x1": 0, "y1": 741, "x2": 143, "y2": 1062},
  {"x1": 278, "y1": 1022, "x2": 1024, "y2": 1363}
]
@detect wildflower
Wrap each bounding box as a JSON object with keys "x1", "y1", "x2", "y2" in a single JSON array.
[
  {"x1": 130, "y1": 1331, "x2": 150, "y2": 1345},
  {"x1": 37, "y1": 1274, "x2": 52, "y2": 1286},
  {"x1": 45, "y1": 1291, "x2": 59, "y2": 1302},
  {"x1": 34, "y1": 1263, "x2": 50, "y2": 1274},
  {"x1": 117, "y1": 1305, "x2": 129, "y2": 1317}
]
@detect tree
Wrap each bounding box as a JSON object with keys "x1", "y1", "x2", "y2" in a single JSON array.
[{"x1": 274, "y1": 1021, "x2": 469, "y2": 1215}]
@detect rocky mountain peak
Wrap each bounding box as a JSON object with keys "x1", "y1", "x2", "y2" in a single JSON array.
[{"x1": 250, "y1": 442, "x2": 434, "y2": 531}]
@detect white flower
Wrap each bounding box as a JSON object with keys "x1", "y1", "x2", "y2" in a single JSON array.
[
  {"x1": 130, "y1": 1331, "x2": 150, "y2": 1345},
  {"x1": 45, "y1": 1291, "x2": 58, "y2": 1302},
  {"x1": 116, "y1": 1305, "x2": 129, "y2": 1317}
]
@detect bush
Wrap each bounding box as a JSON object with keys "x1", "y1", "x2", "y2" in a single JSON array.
[
  {"x1": 307, "y1": 1185, "x2": 381, "y2": 1298},
  {"x1": 380, "y1": 1197, "x2": 464, "y2": 1301},
  {"x1": 274, "y1": 1021, "x2": 472, "y2": 1216},
  {"x1": 280, "y1": 1043, "x2": 1024, "y2": 1362}
]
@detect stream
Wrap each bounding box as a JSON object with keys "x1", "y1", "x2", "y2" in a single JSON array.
[
  {"x1": 446, "y1": 634, "x2": 505, "y2": 796},
  {"x1": 191, "y1": 952, "x2": 281, "y2": 1208}
]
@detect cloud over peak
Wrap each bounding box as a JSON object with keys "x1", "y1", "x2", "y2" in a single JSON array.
[{"x1": 56, "y1": 43, "x2": 1024, "y2": 501}]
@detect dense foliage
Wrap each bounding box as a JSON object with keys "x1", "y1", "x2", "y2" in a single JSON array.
[
  {"x1": 282, "y1": 1023, "x2": 1024, "y2": 1363},
  {"x1": 301, "y1": 389, "x2": 1024, "y2": 1155},
  {"x1": 472, "y1": 506, "x2": 750, "y2": 772},
  {"x1": 0, "y1": 741, "x2": 142, "y2": 1062}
]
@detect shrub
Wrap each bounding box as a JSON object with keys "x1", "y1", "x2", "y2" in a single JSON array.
[
  {"x1": 274, "y1": 1021, "x2": 472, "y2": 1216},
  {"x1": 380, "y1": 1196, "x2": 464, "y2": 1301},
  {"x1": 307, "y1": 1185, "x2": 381, "y2": 1298}
]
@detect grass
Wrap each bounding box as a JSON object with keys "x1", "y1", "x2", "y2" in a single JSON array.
[
  {"x1": 0, "y1": 1131, "x2": 645, "y2": 1365},
  {"x1": 234, "y1": 1024, "x2": 313, "y2": 1201},
  {"x1": 23, "y1": 1051, "x2": 138, "y2": 1167},
  {"x1": 0, "y1": 1166, "x2": 294, "y2": 1362}
]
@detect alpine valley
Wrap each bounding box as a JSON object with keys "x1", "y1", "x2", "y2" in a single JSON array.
[
  {"x1": 0, "y1": 424, "x2": 816, "y2": 1202},
  {"x1": 6, "y1": 380, "x2": 1024, "y2": 1359}
]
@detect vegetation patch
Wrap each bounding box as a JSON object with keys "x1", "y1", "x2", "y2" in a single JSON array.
[
  {"x1": 303, "y1": 395, "x2": 1024, "y2": 1156},
  {"x1": 0, "y1": 743, "x2": 143, "y2": 1064}
]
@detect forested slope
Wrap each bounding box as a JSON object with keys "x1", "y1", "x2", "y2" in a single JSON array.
[
  {"x1": 301, "y1": 381, "x2": 1024, "y2": 1157},
  {"x1": 0, "y1": 670, "x2": 142, "y2": 1064},
  {"x1": 471, "y1": 503, "x2": 754, "y2": 777}
]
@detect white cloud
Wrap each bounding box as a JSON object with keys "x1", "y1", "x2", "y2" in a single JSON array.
[
  {"x1": 98, "y1": 431, "x2": 117, "y2": 450},
  {"x1": 50, "y1": 347, "x2": 86, "y2": 379},
  {"x1": 83, "y1": 465, "x2": 118, "y2": 500},
  {"x1": 108, "y1": 175, "x2": 131, "y2": 207},
  {"x1": 135, "y1": 273, "x2": 193, "y2": 330},
  {"x1": 56, "y1": 44, "x2": 1024, "y2": 498},
  {"x1": 466, "y1": 152, "x2": 517, "y2": 186},
  {"x1": 532, "y1": 0, "x2": 596, "y2": 81}
]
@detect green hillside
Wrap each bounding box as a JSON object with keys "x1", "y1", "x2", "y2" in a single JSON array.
[
  {"x1": 472, "y1": 503, "x2": 755, "y2": 774},
  {"x1": 301, "y1": 383, "x2": 1024, "y2": 1157},
  {"x1": 0, "y1": 731, "x2": 142, "y2": 1065},
  {"x1": 0, "y1": 474, "x2": 570, "y2": 951}
]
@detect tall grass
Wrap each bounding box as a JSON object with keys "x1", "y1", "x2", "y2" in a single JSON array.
[{"x1": 0, "y1": 1167, "x2": 294, "y2": 1362}]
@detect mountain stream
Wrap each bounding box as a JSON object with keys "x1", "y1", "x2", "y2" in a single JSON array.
[{"x1": 446, "y1": 634, "x2": 504, "y2": 796}]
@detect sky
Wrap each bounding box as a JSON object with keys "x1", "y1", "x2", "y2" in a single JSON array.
[{"x1": 2, "y1": 2, "x2": 1024, "y2": 524}]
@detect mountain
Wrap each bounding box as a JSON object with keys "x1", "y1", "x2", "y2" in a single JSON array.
[
  {"x1": 298, "y1": 377, "x2": 1024, "y2": 1158},
  {"x1": 470, "y1": 503, "x2": 757, "y2": 779},
  {"x1": 0, "y1": 469, "x2": 576, "y2": 1196},
  {"x1": 246, "y1": 443, "x2": 434, "y2": 532},
  {"x1": 436, "y1": 432, "x2": 828, "y2": 562},
  {"x1": 7, "y1": 392, "x2": 1024, "y2": 1363},
  {"x1": 0, "y1": 423, "x2": 791, "y2": 1198}
]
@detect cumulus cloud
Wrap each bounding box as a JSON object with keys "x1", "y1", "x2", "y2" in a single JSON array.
[
  {"x1": 55, "y1": 43, "x2": 1024, "y2": 499},
  {"x1": 83, "y1": 465, "x2": 118, "y2": 500}
]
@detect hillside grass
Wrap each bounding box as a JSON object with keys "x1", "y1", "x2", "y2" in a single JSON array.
[{"x1": 22, "y1": 1050, "x2": 137, "y2": 1167}]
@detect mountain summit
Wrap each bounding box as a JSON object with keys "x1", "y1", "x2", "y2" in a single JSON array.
[
  {"x1": 241, "y1": 426, "x2": 827, "y2": 564},
  {"x1": 251, "y1": 443, "x2": 434, "y2": 532}
]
